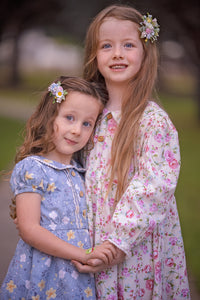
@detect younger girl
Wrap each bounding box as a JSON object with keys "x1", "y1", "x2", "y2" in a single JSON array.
[
  {"x1": 0, "y1": 76, "x2": 116, "y2": 299},
  {"x1": 73, "y1": 4, "x2": 191, "y2": 299}
]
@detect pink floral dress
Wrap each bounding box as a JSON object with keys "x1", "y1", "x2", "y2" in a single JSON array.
[{"x1": 86, "y1": 101, "x2": 190, "y2": 299}]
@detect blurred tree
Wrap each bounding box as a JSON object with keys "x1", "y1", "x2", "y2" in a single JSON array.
[
  {"x1": 0, "y1": 0, "x2": 199, "y2": 120},
  {"x1": 0, "y1": 0, "x2": 63, "y2": 86}
]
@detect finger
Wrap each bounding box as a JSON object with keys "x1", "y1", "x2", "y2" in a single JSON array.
[
  {"x1": 71, "y1": 260, "x2": 97, "y2": 273},
  {"x1": 100, "y1": 246, "x2": 117, "y2": 264},
  {"x1": 87, "y1": 258, "x2": 103, "y2": 266},
  {"x1": 98, "y1": 252, "x2": 109, "y2": 264},
  {"x1": 103, "y1": 241, "x2": 118, "y2": 258}
]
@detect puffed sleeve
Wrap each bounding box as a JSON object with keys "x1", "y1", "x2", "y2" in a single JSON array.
[
  {"x1": 10, "y1": 157, "x2": 48, "y2": 197},
  {"x1": 105, "y1": 109, "x2": 181, "y2": 256}
]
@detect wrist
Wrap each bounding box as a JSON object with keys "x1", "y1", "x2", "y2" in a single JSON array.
[{"x1": 85, "y1": 247, "x2": 96, "y2": 254}]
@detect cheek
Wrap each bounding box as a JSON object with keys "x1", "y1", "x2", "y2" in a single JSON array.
[
  {"x1": 83, "y1": 130, "x2": 93, "y2": 144},
  {"x1": 97, "y1": 52, "x2": 104, "y2": 69}
]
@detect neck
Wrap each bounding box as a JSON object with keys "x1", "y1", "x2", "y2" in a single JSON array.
[{"x1": 105, "y1": 82, "x2": 126, "y2": 111}]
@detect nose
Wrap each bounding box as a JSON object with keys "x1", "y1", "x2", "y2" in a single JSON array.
[
  {"x1": 113, "y1": 45, "x2": 124, "y2": 59},
  {"x1": 71, "y1": 122, "x2": 81, "y2": 135}
]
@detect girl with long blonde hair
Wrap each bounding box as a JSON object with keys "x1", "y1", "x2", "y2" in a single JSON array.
[{"x1": 73, "y1": 4, "x2": 190, "y2": 299}]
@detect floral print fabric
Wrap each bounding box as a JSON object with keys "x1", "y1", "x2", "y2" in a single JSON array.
[
  {"x1": 0, "y1": 156, "x2": 96, "y2": 300},
  {"x1": 86, "y1": 101, "x2": 190, "y2": 299}
]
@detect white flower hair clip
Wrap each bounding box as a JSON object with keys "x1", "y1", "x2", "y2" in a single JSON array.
[
  {"x1": 48, "y1": 81, "x2": 68, "y2": 103},
  {"x1": 139, "y1": 13, "x2": 160, "y2": 43}
]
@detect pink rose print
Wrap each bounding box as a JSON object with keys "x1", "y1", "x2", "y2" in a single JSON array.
[
  {"x1": 166, "y1": 282, "x2": 172, "y2": 294},
  {"x1": 92, "y1": 203, "x2": 97, "y2": 212},
  {"x1": 138, "y1": 199, "x2": 144, "y2": 208},
  {"x1": 138, "y1": 288, "x2": 145, "y2": 297},
  {"x1": 149, "y1": 219, "x2": 156, "y2": 230},
  {"x1": 150, "y1": 203, "x2": 158, "y2": 212},
  {"x1": 165, "y1": 257, "x2": 175, "y2": 267},
  {"x1": 154, "y1": 133, "x2": 163, "y2": 142},
  {"x1": 108, "y1": 198, "x2": 115, "y2": 207},
  {"x1": 113, "y1": 237, "x2": 122, "y2": 246},
  {"x1": 169, "y1": 158, "x2": 179, "y2": 169},
  {"x1": 164, "y1": 150, "x2": 174, "y2": 162},
  {"x1": 155, "y1": 261, "x2": 162, "y2": 283},
  {"x1": 165, "y1": 132, "x2": 171, "y2": 142},
  {"x1": 126, "y1": 210, "x2": 134, "y2": 218},
  {"x1": 98, "y1": 271, "x2": 109, "y2": 280},
  {"x1": 118, "y1": 283, "x2": 124, "y2": 299},
  {"x1": 129, "y1": 228, "x2": 136, "y2": 237},
  {"x1": 181, "y1": 288, "x2": 190, "y2": 297},
  {"x1": 107, "y1": 295, "x2": 117, "y2": 300},
  {"x1": 152, "y1": 249, "x2": 158, "y2": 259},
  {"x1": 169, "y1": 237, "x2": 178, "y2": 246},
  {"x1": 121, "y1": 267, "x2": 130, "y2": 277},
  {"x1": 146, "y1": 279, "x2": 154, "y2": 290},
  {"x1": 108, "y1": 119, "x2": 117, "y2": 134},
  {"x1": 93, "y1": 134, "x2": 98, "y2": 142},
  {"x1": 155, "y1": 261, "x2": 161, "y2": 272},
  {"x1": 143, "y1": 264, "x2": 152, "y2": 273}
]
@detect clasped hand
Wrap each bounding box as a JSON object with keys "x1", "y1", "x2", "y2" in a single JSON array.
[{"x1": 73, "y1": 240, "x2": 126, "y2": 273}]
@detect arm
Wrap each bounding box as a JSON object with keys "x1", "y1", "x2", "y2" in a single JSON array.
[
  {"x1": 102, "y1": 111, "x2": 181, "y2": 256},
  {"x1": 16, "y1": 192, "x2": 117, "y2": 264}
]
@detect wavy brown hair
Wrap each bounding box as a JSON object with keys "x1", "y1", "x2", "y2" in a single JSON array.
[
  {"x1": 83, "y1": 4, "x2": 159, "y2": 202},
  {"x1": 15, "y1": 76, "x2": 108, "y2": 163}
]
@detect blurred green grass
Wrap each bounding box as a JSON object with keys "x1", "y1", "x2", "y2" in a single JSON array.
[
  {"x1": 0, "y1": 87, "x2": 200, "y2": 290},
  {"x1": 0, "y1": 117, "x2": 25, "y2": 171},
  {"x1": 161, "y1": 97, "x2": 200, "y2": 290}
]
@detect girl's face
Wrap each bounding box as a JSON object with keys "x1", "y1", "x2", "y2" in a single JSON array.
[
  {"x1": 48, "y1": 91, "x2": 101, "y2": 165},
  {"x1": 97, "y1": 17, "x2": 144, "y2": 87}
]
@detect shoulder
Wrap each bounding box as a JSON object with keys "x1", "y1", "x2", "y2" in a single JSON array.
[
  {"x1": 10, "y1": 156, "x2": 50, "y2": 195},
  {"x1": 12, "y1": 156, "x2": 46, "y2": 176},
  {"x1": 140, "y1": 101, "x2": 176, "y2": 132},
  {"x1": 143, "y1": 101, "x2": 169, "y2": 119}
]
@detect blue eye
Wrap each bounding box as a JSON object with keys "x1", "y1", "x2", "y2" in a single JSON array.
[
  {"x1": 125, "y1": 43, "x2": 134, "y2": 48},
  {"x1": 66, "y1": 115, "x2": 74, "y2": 121},
  {"x1": 102, "y1": 43, "x2": 111, "y2": 49},
  {"x1": 83, "y1": 121, "x2": 92, "y2": 128}
]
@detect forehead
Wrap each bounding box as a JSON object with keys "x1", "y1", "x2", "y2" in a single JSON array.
[
  {"x1": 98, "y1": 17, "x2": 139, "y2": 39},
  {"x1": 59, "y1": 91, "x2": 101, "y2": 115}
]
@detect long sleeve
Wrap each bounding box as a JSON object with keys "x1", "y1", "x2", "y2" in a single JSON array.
[{"x1": 105, "y1": 108, "x2": 181, "y2": 256}]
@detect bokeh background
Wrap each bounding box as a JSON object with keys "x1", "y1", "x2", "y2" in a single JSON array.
[{"x1": 0, "y1": 0, "x2": 200, "y2": 295}]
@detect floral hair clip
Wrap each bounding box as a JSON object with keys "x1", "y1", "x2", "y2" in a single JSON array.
[
  {"x1": 48, "y1": 81, "x2": 68, "y2": 103},
  {"x1": 139, "y1": 13, "x2": 160, "y2": 43}
]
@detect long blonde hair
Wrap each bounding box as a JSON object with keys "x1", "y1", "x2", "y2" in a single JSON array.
[{"x1": 83, "y1": 4, "x2": 159, "y2": 202}]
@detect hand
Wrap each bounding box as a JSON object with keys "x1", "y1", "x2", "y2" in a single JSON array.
[
  {"x1": 72, "y1": 246, "x2": 125, "y2": 273},
  {"x1": 85, "y1": 241, "x2": 117, "y2": 265}
]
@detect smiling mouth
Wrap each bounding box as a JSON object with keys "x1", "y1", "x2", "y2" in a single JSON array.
[
  {"x1": 65, "y1": 138, "x2": 77, "y2": 145},
  {"x1": 110, "y1": 64, "x2": 128, "y2": 70}
]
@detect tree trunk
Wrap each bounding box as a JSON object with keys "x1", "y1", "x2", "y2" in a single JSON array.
[{"x1": 10, "y1": 32, "x2": 21, "y2": 86}]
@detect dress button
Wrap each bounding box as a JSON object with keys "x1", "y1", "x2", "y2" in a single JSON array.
[
  {"x1": 107, "y1": 113, "x2": 112, "y2": 120},
  {"x1": 71, "y1": 171, "x2": 76, "y2": 177},
  {"x1": 79, "y1": 191, "x2": 84, "y2": 197},
  {"x1": 97, "y1": 136, "x2": 104, "y2": 142}
]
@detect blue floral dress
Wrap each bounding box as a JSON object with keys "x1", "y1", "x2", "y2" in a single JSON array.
[{"x1": 0, "y1": 156, "x2": 96, "y2": 300}]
